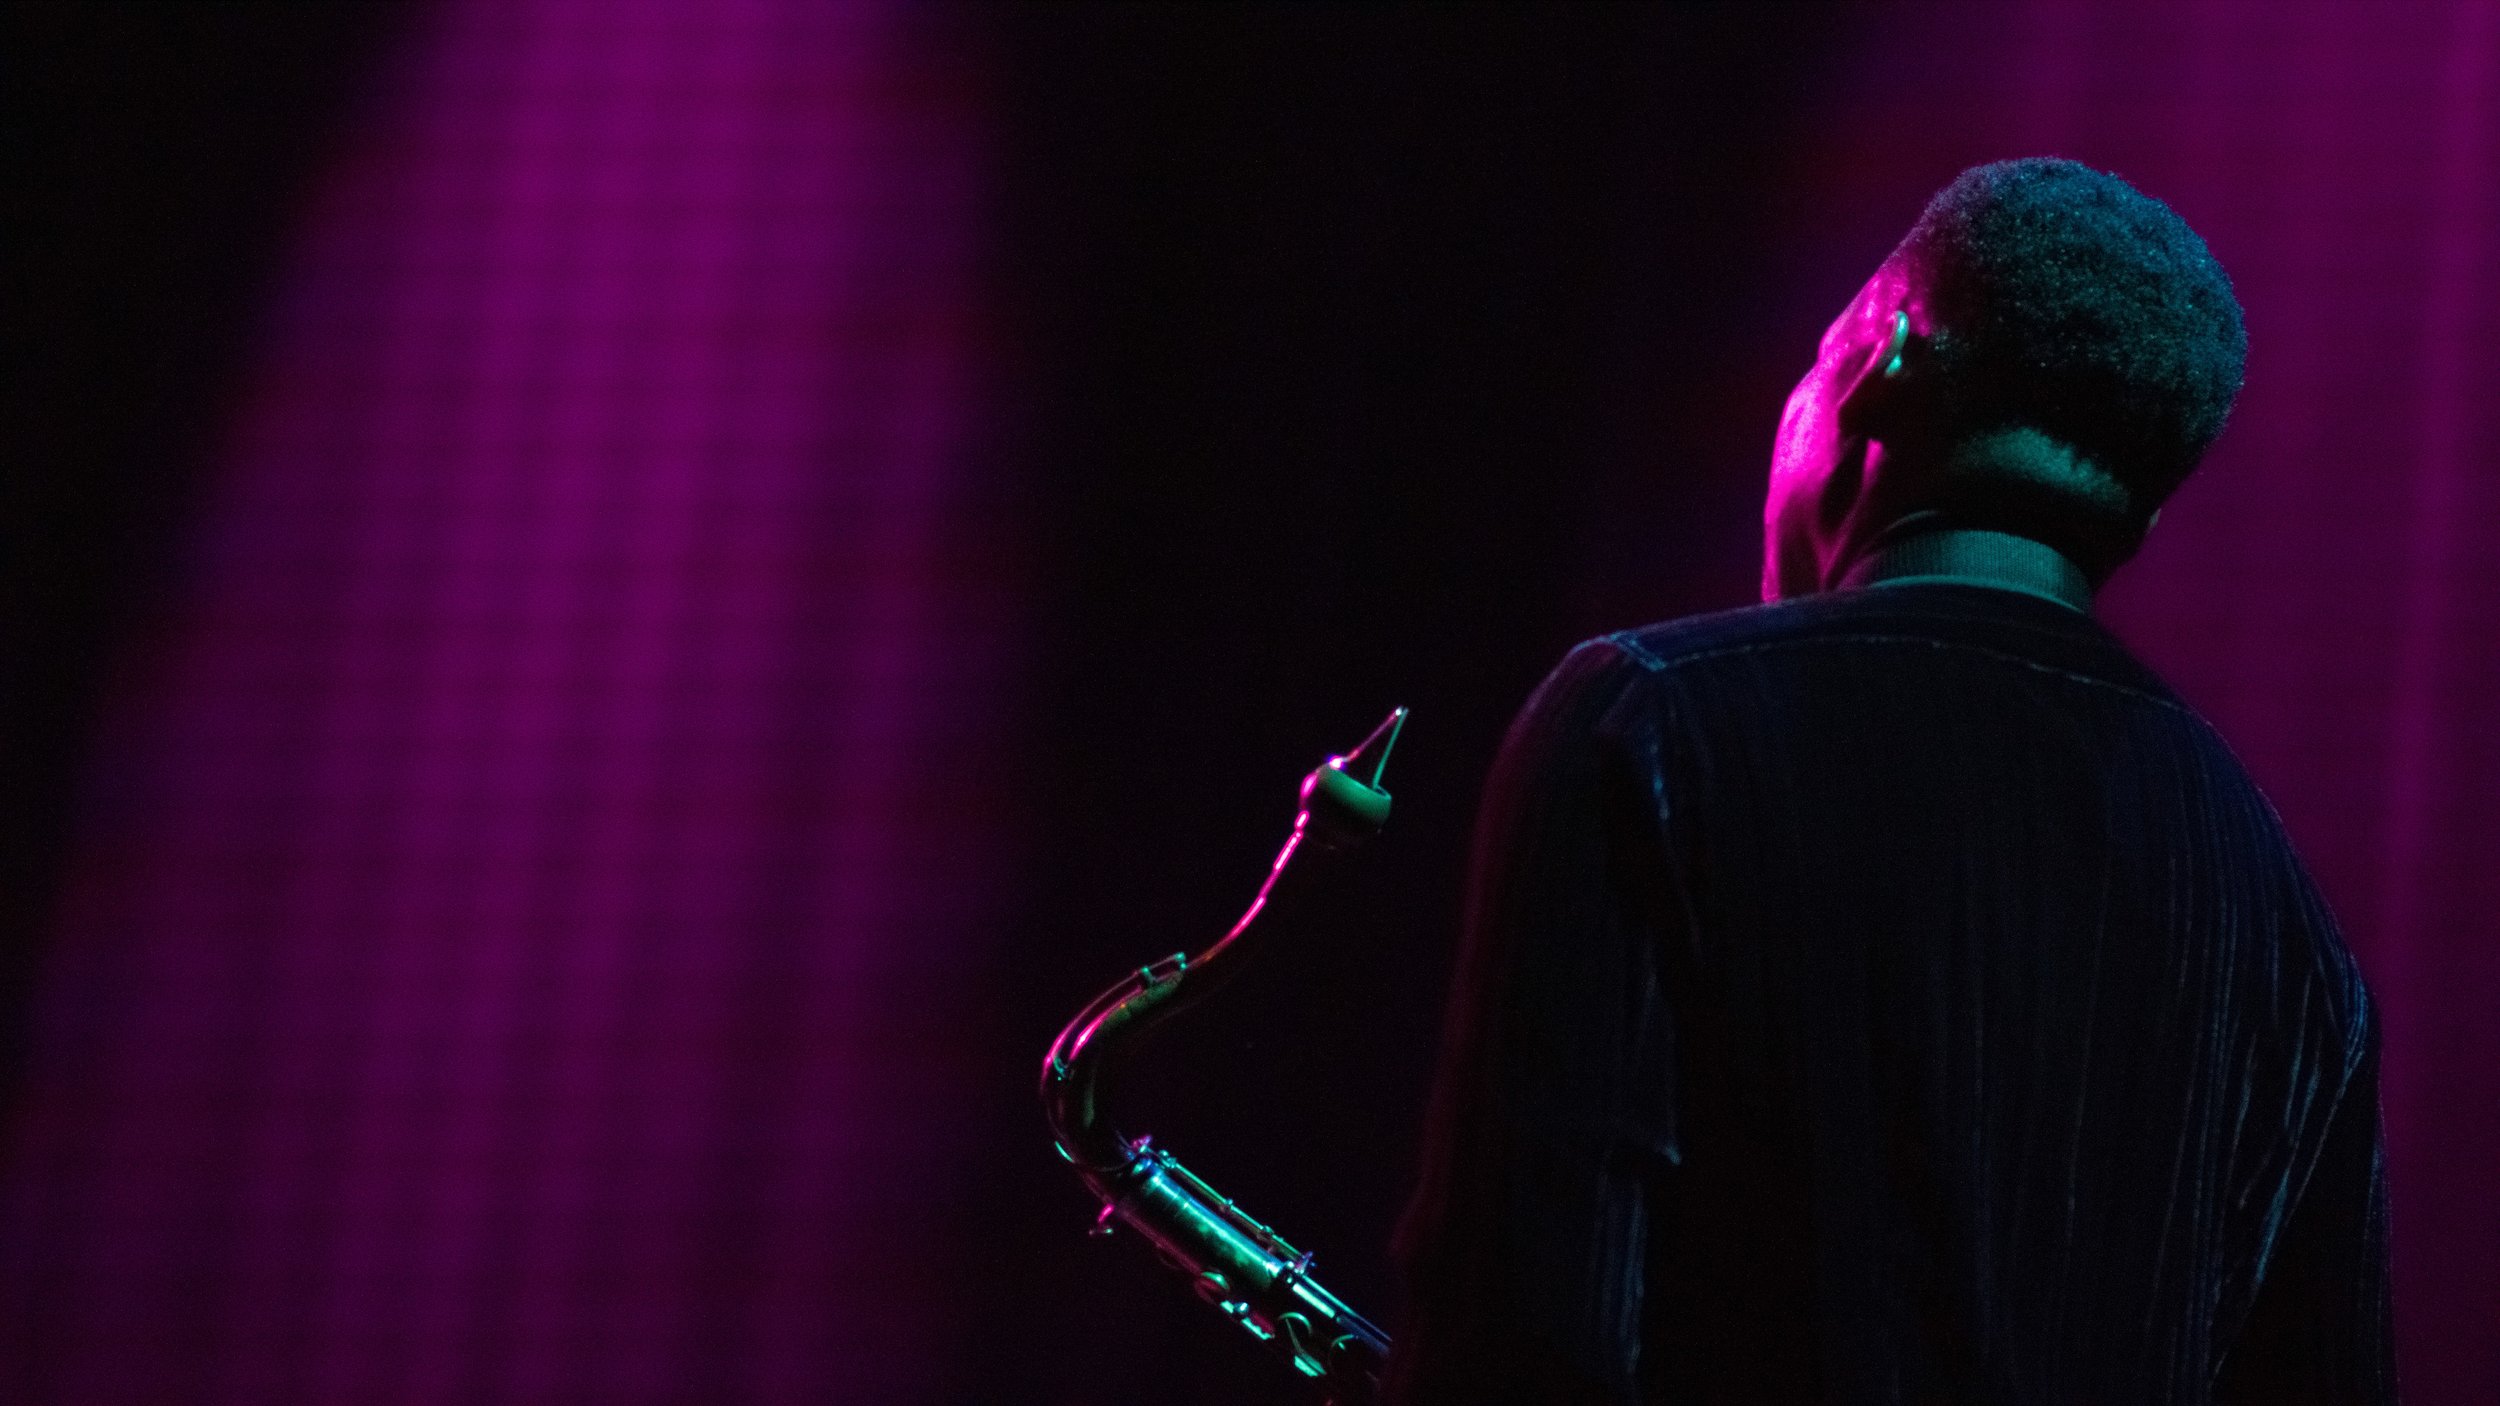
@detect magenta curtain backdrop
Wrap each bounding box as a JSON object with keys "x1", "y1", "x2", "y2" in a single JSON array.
[
  {"x1": 1773, "y1": 1, "x2": 2499, "y2": 1396},
  {"x1": 4, "y1": 1, "x2": 2494, "y2": 1402},
  {"x1": 0, "y1": 1, "x2": 1014, "y2": 1402}
]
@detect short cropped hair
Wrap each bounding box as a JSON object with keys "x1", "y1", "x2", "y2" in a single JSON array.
[{"x1": 1893, "y1": 158, "x2": 2247, "y2": 574}]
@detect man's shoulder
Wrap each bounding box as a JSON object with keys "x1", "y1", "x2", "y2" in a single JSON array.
[
  {"x1": 1596, "y1": 594, "x2": 1864, "y2": 672},
  {"x1": 1592, "y1": 587, "x2": 2034, "y2": 674},
  {"x1": 1513, "y1": 596, "x2": 1888, "y2": 737},
  {"x1": 1589, "y1": 585, "x2": 2176, "y2": 703}
]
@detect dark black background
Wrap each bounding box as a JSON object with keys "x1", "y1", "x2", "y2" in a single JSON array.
[{"x1": 5, "y1": 5, "x2": 1868, "y2": 1400}]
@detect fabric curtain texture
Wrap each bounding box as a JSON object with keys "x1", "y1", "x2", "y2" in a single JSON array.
[{"x1": 0, "y1": 2, "x2": 1010, "y2": 1401}]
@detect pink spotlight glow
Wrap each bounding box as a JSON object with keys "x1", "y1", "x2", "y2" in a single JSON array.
[{"x1": 0, "y1": 1, "x2": 1014, "y2": 1401}]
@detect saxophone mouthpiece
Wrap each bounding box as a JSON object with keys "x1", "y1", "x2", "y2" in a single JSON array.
[
  {"x1": 1342, "y1": 706, "x2": 1408, "y2": 790},
  {"x1": 1299, "y1": 707, "x2": 1407, "y2": 850}
]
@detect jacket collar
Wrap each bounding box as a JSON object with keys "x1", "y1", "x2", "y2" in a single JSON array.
[{"x1": 1840, "y1": 528, "x2": 2094, "y2": 614}]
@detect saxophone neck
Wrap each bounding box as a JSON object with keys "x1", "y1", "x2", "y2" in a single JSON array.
[{"x1": 1037, "y1": 707, "x2": 1406, "y2": 1172}]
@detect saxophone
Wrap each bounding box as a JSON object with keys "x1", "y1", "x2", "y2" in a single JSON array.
[{"x1": 1039, "y1": 708, "x2": 1406, "y2": 1404}]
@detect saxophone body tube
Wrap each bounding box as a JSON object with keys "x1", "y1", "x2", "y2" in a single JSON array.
[{"x1": 1086, "y1": 1139, "x2": 1390, "y2": 1393}]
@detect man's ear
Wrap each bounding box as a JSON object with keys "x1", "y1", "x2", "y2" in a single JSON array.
[
  {"x1": 1837, "y1": 309, "x2": 1915, "y2": 435},
  {"x1": 1876, "y1": 308, "x2": 1910, "y2": 379}
]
